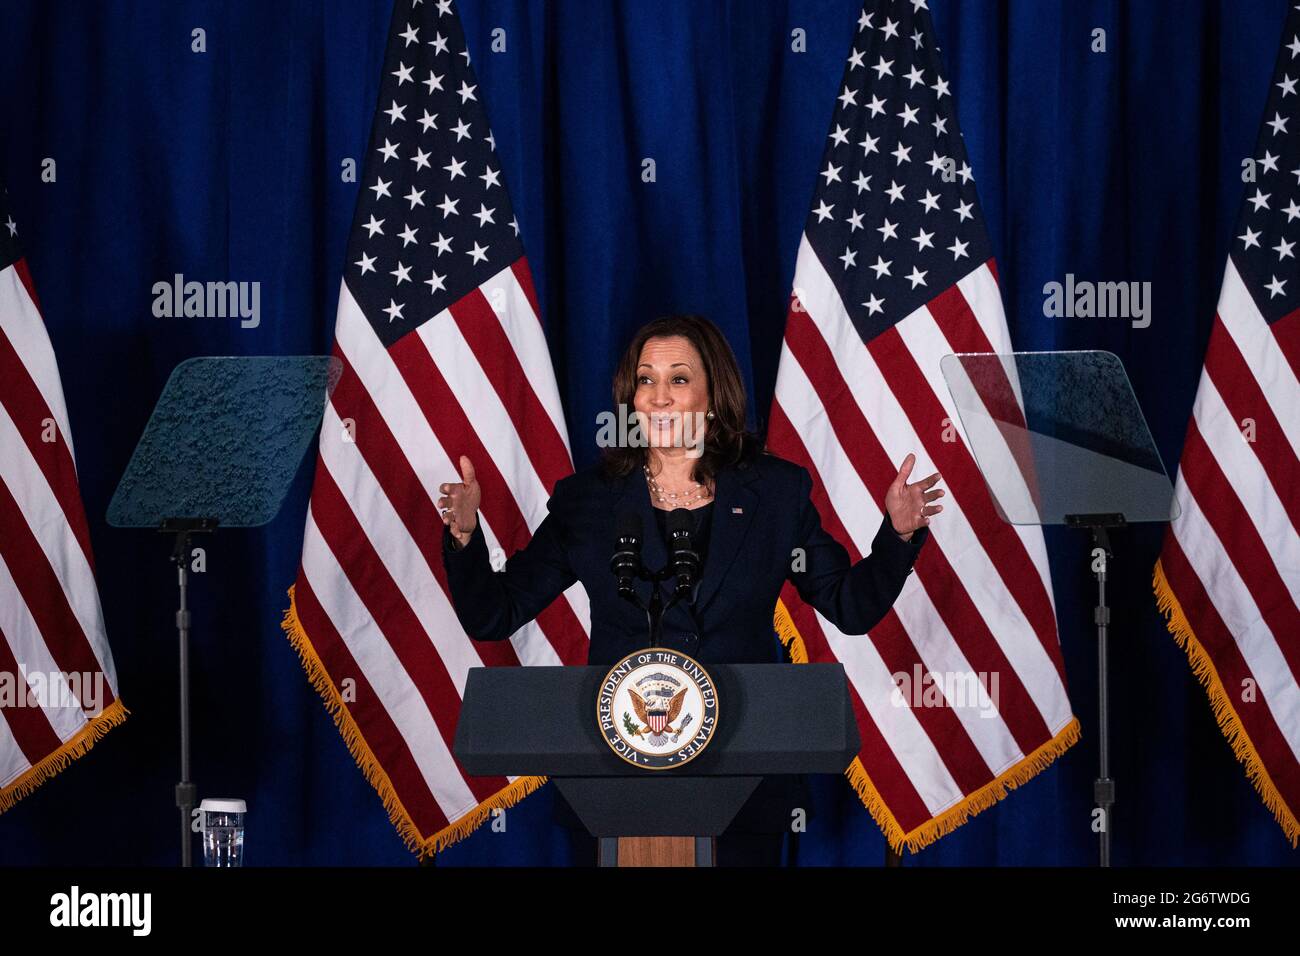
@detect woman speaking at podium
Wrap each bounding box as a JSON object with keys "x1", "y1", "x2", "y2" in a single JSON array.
[{"x1": 438, "y1": 314, "x2": 942, "y2": 866}]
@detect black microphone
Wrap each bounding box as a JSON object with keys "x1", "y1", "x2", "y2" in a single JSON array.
[
  {"x1": 666, "y1": 508, "x2": 702, "y2": 602},
  {"x1": 610, "y1": 511, "x2": 643, "y2": 600}
]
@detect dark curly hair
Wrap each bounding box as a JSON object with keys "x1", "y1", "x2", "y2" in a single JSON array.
[{"x1": 600, "y1": 314, "x2": 762, "y2": 484}]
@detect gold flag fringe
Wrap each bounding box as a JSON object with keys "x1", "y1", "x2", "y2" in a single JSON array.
[
  {"x1": 0, "y1": 698, "x2": 129, "y2": 814},
  {"x1": 847, "y1": 718, "x2": 1080, "y2": 853},
  {"x1": 773, "y1": 598, "x2": 809, "y2": 663},
  {"x1": 1153, "y1": 559, "x2": 1300, "y2": 848},
  {"x1": 775, "y1": 597, "x2": 1081, "y2": 853},
  {"x1": 281, "y1": 584, "x2": 547, "y2": 860}
]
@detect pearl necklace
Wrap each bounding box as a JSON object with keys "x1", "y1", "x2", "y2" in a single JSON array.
[{"x1": 644, "y1": 464, "x2": 713, "y2": 507}]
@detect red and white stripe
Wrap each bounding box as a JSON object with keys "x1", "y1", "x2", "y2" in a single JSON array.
[
  {"x1": 770, "y1": 236, "x2": 1074, "y2": 842},
  {"x1": 292, "y1": 260, "x2": 589, "y2": 847},
  {"x1": 0, "y1": 255, "x2": 122, "y2": 810},
  {"x1": 1157, "y1": 257, "x2": 1300, "y2": 844}
]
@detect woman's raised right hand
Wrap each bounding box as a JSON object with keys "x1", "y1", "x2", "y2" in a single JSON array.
[{"x1": 438, "y1": 455, "x2": 481, "y2": 548}]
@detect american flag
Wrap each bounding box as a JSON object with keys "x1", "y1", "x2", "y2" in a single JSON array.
[
  {"x1": 1153, "y1": 8, "x2": 1300, "y2": 848},
  {"x1": 766, "y1": 0, "x2": 1078, "y2": 852},
  {"x1": 0, "y1": 187, "x2": 127, "y2": 813},
  {"x1": 282, "y1": 0, "x2": 588, "y2": 857}
]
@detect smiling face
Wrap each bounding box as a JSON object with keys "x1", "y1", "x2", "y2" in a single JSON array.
[{"x1": 633, "y1": 335, "x2": 710, "y2": 453}]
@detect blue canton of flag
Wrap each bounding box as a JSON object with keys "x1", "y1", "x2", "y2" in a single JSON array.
[
  {"x1": 805, "y1": 0, "x2": 992, "y2": 342},
  {"x1": 1235, "y1": 26, "x2": 1300, "y2": 324},
  {"x1": 348, "y1": 0, "x2": 523, "y2": 348}
]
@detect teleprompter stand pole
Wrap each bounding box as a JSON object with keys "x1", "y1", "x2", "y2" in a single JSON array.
[
  {"x1": 1066, "y1": 511, "x2": 1125, "y2": 868},
  {"x1": 160, "y1": 517, "x2": 218, "y2": 868}
]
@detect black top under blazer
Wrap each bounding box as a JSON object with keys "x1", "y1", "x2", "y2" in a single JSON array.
[{"x1": 441, "y1": 450, "x2": 928, "y2": 665}]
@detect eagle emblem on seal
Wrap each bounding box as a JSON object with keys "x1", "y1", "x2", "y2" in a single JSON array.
[{"x1": 627, "y1": 685, "x2": 689, "y2": 745}]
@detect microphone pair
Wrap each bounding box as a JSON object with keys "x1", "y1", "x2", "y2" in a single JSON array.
[{"x1": 611, "y1": 509, "x2": 701, "y2": 603}]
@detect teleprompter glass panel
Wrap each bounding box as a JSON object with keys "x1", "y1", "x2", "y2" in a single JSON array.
[
  {"x1": 938, "y1": 350, "x2": 1178, "y2": 526},
  {"x1": 107, "y1": 355, "x2": 339, "y2": 528}
]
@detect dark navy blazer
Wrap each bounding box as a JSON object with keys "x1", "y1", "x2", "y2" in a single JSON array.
[{"x1": 441, "y1": 451, "x2": 928, "y2": 665}]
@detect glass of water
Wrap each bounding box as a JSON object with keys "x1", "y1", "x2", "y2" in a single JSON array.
[{"x1": 200, "y1": 798, "x2": 246, "y2": 867}]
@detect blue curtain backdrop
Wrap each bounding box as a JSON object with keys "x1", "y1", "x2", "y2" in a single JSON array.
[{"x1": 1, "y1": 0, "x2": 1296, "y2": 866}]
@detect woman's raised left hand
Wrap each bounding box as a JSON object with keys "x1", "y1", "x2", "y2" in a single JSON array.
[{"x1": 884, "y1": 453, "x2": 944, "y2": 541}]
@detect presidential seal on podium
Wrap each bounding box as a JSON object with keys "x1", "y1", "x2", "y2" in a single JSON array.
[{"x1": 597, "y1": 648, "x2": 718, "y2": 769}]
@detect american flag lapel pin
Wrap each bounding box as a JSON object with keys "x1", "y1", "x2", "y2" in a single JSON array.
[{"x1": 732, "y1": 507, "x2": 744, "y2": 514}]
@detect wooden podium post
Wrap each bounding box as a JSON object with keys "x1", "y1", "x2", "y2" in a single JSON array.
[{"x1": 603, "y1": 836, "x2": 714, "y2": 866}]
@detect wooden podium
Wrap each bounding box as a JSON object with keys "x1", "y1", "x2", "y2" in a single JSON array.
[{"x1": 454, "y1": 660, "x2": 860, "y2": 867}]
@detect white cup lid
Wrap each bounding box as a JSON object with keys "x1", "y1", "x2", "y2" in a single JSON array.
[{"x1": 200, "y1": 798, "x2": 247, "y2": 813}]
